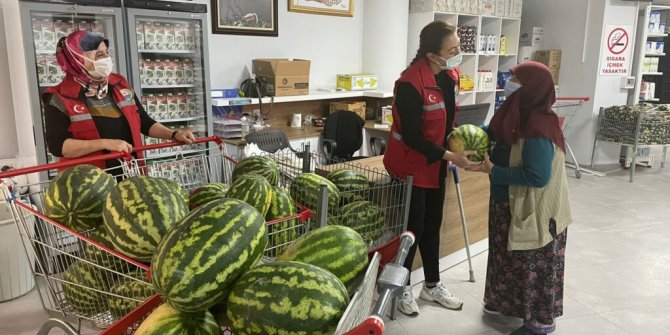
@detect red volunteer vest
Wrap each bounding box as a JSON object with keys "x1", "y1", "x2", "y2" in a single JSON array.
[
  {"x1": 44, "y1": 74, "x2": 144, "y2": 169},
  {"x1": 383, "y1": 59, "x2": 459, "y2": 188}
]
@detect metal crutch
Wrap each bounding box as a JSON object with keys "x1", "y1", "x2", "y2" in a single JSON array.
[{"x1": 449, "y1": 164, "x2": 475, "y2": 282}]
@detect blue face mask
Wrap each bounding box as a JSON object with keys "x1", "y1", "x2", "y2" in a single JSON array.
[{"x1": 504, "y1": 80, "x2": 522, "y2": 97}]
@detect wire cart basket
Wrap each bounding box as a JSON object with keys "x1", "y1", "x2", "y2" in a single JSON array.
[
  {"x1": 553, "y1": 97, "x2": 591, "y2": 179},
  {"x1": 590, "y1": 103, "x2": 670, "y2": 182},
  {"x1": 0, "y1": 137, "x2": 416, "y2": 335}
]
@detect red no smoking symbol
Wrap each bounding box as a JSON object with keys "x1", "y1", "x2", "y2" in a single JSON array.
[{"x1": 608, "y1": 28, "x2": 629, "y2": 55}]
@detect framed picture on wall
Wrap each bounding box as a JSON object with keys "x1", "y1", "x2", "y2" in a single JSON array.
[
  {"x1": 288, "y1": 0, "x2": 354, "y2": 17},
  {"x1": 211, "y1": 0, "x2": 278, "y2": 36}
]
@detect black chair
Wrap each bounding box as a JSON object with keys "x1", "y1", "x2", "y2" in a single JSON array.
[
  {"x1": 321, "y1": 110, "x2": 386, "y2": 163},
  {"x1": 244, "y1": 129, "x2": 307, "y2": 158}
]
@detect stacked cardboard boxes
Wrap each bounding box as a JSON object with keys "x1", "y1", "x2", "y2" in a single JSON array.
[{"x1": 533, "y1": 50, "x2": 561, "y2": 85}]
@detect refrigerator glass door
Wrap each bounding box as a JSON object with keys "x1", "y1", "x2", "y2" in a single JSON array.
[
  {"x1": 20, "y1": 3, "x2": 126, "y2": 178},
  {"x1": 126, "y1": 10, "x2": 210, "y2": 160}
]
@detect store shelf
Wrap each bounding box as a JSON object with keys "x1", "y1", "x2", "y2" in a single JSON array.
[
  {"x1": 647, "y1": 33, "x2": 668, "y2": 38},
  {"x1": 459, "y1": 90, "x2": 475, "y2": 95},
  {"x1": 35, "y1": 50, "x2": 55, "y2": 55},
  {"x1": 475, "y1": 90, "x2": 497, "y2": 93},
  {"x1": 142, "y1": 84, "x2": 195, "y2": 89},
  {"x1": 211, "y1": 89, "x2": 393, "y2": 107},
  {"x1": 646, "y1": 53, "x2": 666, "y2": 57},
  {"x1": 138, "y1": 49, "x2": 198, "y2": 54},
  {"x1": 155, "y1": 116, "x2": 205, "y2": 123},
  {"x1": 641, "y1": 98, "x2": 660, "y2": 102},
  {"x1": 499, "y1": 54, "x2": 517, "y2": 56},
  {"x1": 642, "y1": 72, "x2": 664, "y2": 76}
]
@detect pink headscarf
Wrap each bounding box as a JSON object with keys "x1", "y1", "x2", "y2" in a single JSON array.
[{"x1": 56, "y1": 31, "x2": 110, "y2": 99}]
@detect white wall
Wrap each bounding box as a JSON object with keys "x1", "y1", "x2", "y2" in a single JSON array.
[
  {"x1": 0, "y1": 2, "x2": 19, "y2": 159},
  {"x1": 521, "y1": 0, "x2": 639, "y2": 165},
  {"x1": 207, "y1": 0, "x2": 365, "y2": 90}
]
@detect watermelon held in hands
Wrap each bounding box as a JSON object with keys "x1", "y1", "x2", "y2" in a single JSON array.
[
  {"x1": 44, "y1": 164, "x2": 115, "y2": 232},
  {"x1": 447, "y1": 124, "x2": 490, "y2": 162},
  {"x1": 226, "y1": 261, "x2": 349, "y2": 335},
  {"x1": 152, "y1": 198, "x2": 268, "y2": 313},
  {"x1": 135, "y1": 303, "x2": 220, "y2": 335}
]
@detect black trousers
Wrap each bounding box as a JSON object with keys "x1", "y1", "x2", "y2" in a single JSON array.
[{"x1": 403, "y1": 172, "x2": 447, "y2": 284}]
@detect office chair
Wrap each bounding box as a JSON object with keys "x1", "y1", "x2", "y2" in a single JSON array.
[{"x1": 321, "y1": 110, "x2": 386, "y2": 163}]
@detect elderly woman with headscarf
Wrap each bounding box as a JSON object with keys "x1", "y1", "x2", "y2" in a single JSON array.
[
  {"x1": 469, "y1": 61, "x2": 572, "y2": 335},
  {"x1": 43, "y1": 31, "x2": 194, "y2": 171}
]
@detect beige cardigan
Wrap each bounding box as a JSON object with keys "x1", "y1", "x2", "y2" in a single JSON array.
[{"x1": 507, "y1": 139, "x2": 572, "y2": 251}]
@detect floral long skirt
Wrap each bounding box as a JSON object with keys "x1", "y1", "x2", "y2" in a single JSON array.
[{"x1": 484, "y1": 200, "x2": 567, "y2": 325}]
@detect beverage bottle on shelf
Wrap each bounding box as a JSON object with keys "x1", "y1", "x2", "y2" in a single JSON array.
[
  {"x1": 185, "y1": 24, "x2": 195, "y2": 50},
  {"x1": 41, "y1": 19, "x2": 56, "y2": 51},
  {"x1": 31, "y1": 18, "x2": 42, "y2": 50},
  {"x1": 174, "y1": 23, "x2": 186, "y2": 50},
  {"x1": 77, "y1": 20, "x2": 91, "y2": 32},
  {"x1": 36, "y1": 55, "x2": 46, "y2": 85},
  {"x1": 164, "y1": 23, "x2": 175, "y2": 51},
  {"x1": 91, "y1": 21, "x2": 104, "y2": 35},
  {"x1": 144, "y1": 22, "x2": 155, "y2": 50},
  {"x1": 155, "y1": 59, "x2": 165, "y2": 86},
  {"x1": 174, "y1": 59, "x2": 184, "y2": 84},
  {"x1": 136, "y1": 21, "x2": 145, "y2": 50},
  {"x1": 499, "y1": 35, "x2": 507, "y2": 55}
]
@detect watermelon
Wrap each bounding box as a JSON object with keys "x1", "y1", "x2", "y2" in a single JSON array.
[
  {"x1": 189, "y1": 183, "x2": 229, "y2": 209},
  {"x1": 277, "y1": 225, "x2": 368, "y2": 295},
  {"x1": 226, "y1": 174, "x2": 273, "y2": 216},
  {"x1": 447, "y1": 124, "x2": 490, "y2": 162},
  {"x1": 265, "y1": 186, "x2": 297, "y2": 257},
  {"x1": 152, "y1": 198, "x2": 268, "y2": 313},
  {"x1": 335, "y1": 200, "x2": 384, "y2": 246},
  {"x1": 84, "y1": 229, "x2": 133, "y2": 273},
  {"x1": 232, "y1": 155, "x2": 280, "y2": 186},
  {"x1": 107, "y1": 272, "x2": 155, "y2": 318},
  {"x1": 102, "y1": 176, "x2": 189, "y2": 262},
  {"x1": 62, "y1": 260, "x2": 112, "y2": 316},
  {"x1": 226, "y1": 261, "x2": 349, "y2": 335},
  {"x1": 326, "y1": 169, "x2": 370, "y2": 205},
  {"x1": 135, "y1": 303, "x2": 220, "y2": 335},
  {"x1": 289, "y1": 173, "x2": 340, "y2": 213},
  {"x1": 44, "y1": 164, "x2": 115, "y2": 232}
]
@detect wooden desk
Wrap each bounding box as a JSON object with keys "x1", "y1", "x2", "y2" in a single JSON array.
[{"x1": 320, "y1": 155, "x2": 490, "y2": 270}]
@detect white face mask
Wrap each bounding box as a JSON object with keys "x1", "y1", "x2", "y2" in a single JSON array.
[
  {"x1": 436, "y1": 53, "x2": 462, "y2": 70},
  {"x1": 88, "y1": 57, "x2": 114, "y2": 79},
  {"x1": 504, "y1": 80, "x2": 522, "y2": 97}
]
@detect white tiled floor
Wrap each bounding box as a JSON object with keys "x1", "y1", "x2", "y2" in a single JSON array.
[{"x1": 1, "y1": 163, "x2": 668, "y2": 335}]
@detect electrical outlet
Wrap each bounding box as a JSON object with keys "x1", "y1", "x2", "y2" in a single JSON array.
[{"x1": 622, "y1": 77, "x2": 635, "y2": 89}]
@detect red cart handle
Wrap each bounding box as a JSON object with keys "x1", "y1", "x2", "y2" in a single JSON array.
[
  {"x1": 0, "y1": 151, "x2": 133, "y2": 179},
  {"x1": 556, "y1": 97, "x2": 590, "y2": 102},
  {"x1": 0, "y1": 136, "x2": 224, "y2": 180},
  {"x1": 132, "y1": 136, "x2": 223, "y2": 153}
]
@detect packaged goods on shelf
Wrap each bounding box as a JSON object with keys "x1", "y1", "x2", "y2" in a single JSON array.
[{"x1": 458, "y1": 25, "x2": 478, "y2": 54}]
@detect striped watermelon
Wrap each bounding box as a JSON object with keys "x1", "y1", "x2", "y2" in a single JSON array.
[
  {"x1": 135, "y1": 303, "x2": 220, "y2": 335},
  {"x1": 326, "y1": 168, "x2": 370, "y2": 205},
  {"x1": 102, "y1": 176, "x2": 189, "y2": 262},
  {"x1": 335, "y1": 200, "x2": 384, "y2": 247},
  {"x1": 226, "y1": 261, "x2": 349, "y2": 334},
  {"x1": 447, "y1": 124, "x2": 490, "y2": 162},
  {"x1": 232, "y1": 155, "x2": 280, "y2": 186},
  {"x1": 189, "y1": 183, "x2": 229, "y2": 209},
  {"x1": 44, "y1": 165, "x2": 115, "y2": 232},
  {"x1": 277, "y1": 225, "x2": 368, "y2": 294},
  {"x1": 152, "y1": 198, "x2": 268, "y2": 313},
  {"x1": 289, "y1": 173, "x2": 340, "y2": 213},
  {"x1": 62, "y1": 260, "x2": 111, "y2": 316},
  {"x1": 107, "y1": 272, "x2": 154, "y2": 318},
  {"x1": 226, "y1": 174, "x2": 273, "y2": 216},
  {"x1": 84, "y1": 229, "x2": 132, "y2": 273},
  {"x1": 265, "y1": 186, "x2": 297, "y2": 257}
]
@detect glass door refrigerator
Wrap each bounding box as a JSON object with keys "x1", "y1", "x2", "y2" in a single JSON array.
[
  {"x1": 124, "y1": 0, "x2": 212, "y2": 160},
  {"x1": 19, "y1": 0, "x2": 127, "y2": 178}
]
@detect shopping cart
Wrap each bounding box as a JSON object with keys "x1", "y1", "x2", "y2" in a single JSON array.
[
  {"x1": 0, "y1": 137, "x2": 312, "y2": 335},
  {"x1": 553, "y1": 97, "x2": 591, "y2": 178}
]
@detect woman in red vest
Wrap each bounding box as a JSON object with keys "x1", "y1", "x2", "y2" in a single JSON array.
[
  {"x1": 384, "y1": 21, "x2": 479, "y2": 316},
  {"x1": 43, "y1": 31, "x2": 194, "y2": 172}
]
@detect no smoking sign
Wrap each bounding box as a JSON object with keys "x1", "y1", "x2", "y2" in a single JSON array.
[
  {"x1": 608, "y1": 28, "x2": 629, "y2": 55},
  {"x1": 600, "y1": 25, "x2": 632, "y2": 76}
]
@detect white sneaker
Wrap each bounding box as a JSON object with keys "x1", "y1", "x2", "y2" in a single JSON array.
[
  {"x1": 419, "y1": 282, "x2": 464, "y2": 310},
  {"x1": 397, "y1": 286, "x2": 420, "y2": 316}
]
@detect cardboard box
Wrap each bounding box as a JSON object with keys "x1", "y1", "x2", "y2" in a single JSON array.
[
  {"x1": 481, "y1": 0, "x2": 496, "y2": 15},
  {"x1": 337, "y1": 74, "x2": 378, "y2": 91},
  {"x1": 252, "y1": 58, "x2": 311, "y2": 96},
  {"x1": 330, "y1": 101, "x2": 366, "y2": 121},
  {"x1": 520, "y1": 26, "x2": 544, "y2": 47},
  {"x1": 518, "y1": 46, "x2": 541, "y2": 63},
  {"x1": 549, "y1": 68, "x2": 560, "y2": 85},
  {"x1": 534, "y1": 50, "x2": 562, "y2": 69}
]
